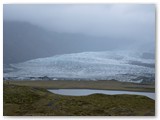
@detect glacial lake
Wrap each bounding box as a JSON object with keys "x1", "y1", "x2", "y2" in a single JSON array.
[{"x1": 48, "y1": 89, "x2": 155, "y2": 100}]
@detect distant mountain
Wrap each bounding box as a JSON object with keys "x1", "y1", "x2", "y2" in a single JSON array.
[
  {"x1": 4, "y1": 51, "x2": 155, "y2": 83},
  {"x1": 4, "y1": 21, "x2": 54, "y2": 64},
  {"x1": 3, "y1": 21, "x2": 111, "y2": 64},
  {"x1": 4, "y1": 21, "x2": 136, "y2": 65}
]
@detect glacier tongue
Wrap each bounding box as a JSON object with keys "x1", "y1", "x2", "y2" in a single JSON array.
[{"x1": 3, "y1": 51, "x2": 155, "y2": 83}]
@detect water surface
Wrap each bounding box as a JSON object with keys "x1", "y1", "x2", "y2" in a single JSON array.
[{"x1": 48, "y1": 89, "x2": 155, "y2": 100}]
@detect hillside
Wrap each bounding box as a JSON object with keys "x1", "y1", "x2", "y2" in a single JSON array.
[
  {"x1": 4, "y1": 84, "x2": 155, "y2": 116},
  {"x1": 4, "y1": 21, "x2": 114, "y2": 65}
]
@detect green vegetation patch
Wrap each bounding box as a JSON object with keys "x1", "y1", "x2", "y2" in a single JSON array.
[{"x1": 3, "y1": 84, "x2": 155, "y2": 116}]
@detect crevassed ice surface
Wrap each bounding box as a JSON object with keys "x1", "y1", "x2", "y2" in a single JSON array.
[{"x1": 4, "y1": 51, "x2": 155, "y2": 82}]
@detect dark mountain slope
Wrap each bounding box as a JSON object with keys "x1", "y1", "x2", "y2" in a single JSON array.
[
  {"x1": 4, "y1": 21, "x2": 57, "y2": 64},
  {"x1": 3, "y1": 21, "x2": 137, "y2": 64}
]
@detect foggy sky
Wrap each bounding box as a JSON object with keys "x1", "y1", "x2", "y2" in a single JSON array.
[{"x1": 3, "y1": 4, "x2": 155, "y2": 52}]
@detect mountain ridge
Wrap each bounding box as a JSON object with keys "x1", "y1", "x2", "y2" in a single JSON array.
[{"x1": 4, "y1": 21, "x2": 147, "y2": 64}]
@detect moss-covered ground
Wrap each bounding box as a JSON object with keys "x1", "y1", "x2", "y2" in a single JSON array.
[{"x1": 3, "y1": 83, "x2": 155, "y2": 116}]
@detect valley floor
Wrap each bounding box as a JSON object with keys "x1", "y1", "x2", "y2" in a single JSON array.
[{"x1": 5, "y1": 80, "x2": 155, "y2": 92}]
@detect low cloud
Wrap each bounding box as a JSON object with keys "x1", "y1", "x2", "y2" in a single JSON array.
[{"x1": 3, "y1": 4, "x2": 155, "y2": 52}]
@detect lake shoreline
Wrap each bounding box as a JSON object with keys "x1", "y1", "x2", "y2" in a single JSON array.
[
  {"x1": 48, "y1": 89, "x2": 155, "y2": 100},
  {"x1": 47, "y1": 88, "x2": 155, "y2": 93}
]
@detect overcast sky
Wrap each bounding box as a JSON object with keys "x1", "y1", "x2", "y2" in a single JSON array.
[{"x1": 3, "y1": 4, "x2": 155, "y2": 52}]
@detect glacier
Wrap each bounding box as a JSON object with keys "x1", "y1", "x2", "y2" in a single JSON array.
[{"x1": 3, "y1": 51, "x2": 155, "y2": 83}]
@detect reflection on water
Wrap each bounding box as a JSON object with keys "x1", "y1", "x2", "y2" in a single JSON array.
[{"x1": 48, "y1": 89, "x2": 155, "y2": 100}]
